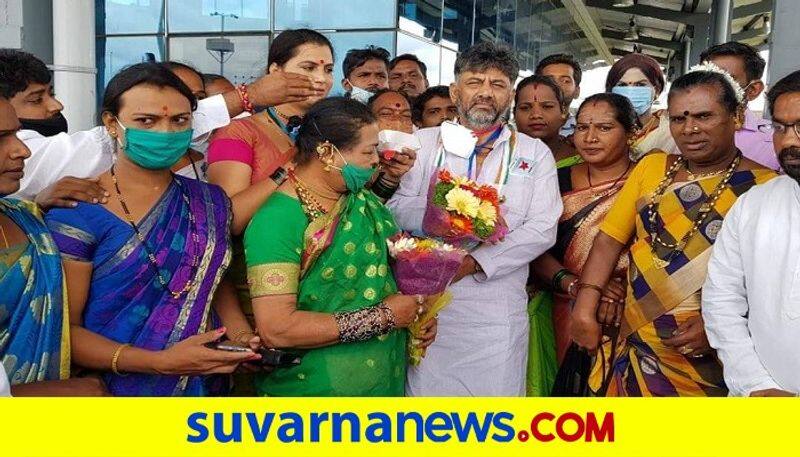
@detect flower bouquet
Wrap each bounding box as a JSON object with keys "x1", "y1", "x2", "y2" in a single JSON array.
[
  {"x1": 386, "y1": 233, "x2": 467, "y2": 365},
  {"x1": 421, "y1": 169, "x2": 508, "y2": 250}
]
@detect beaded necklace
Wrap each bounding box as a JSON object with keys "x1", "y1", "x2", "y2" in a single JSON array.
[
  {"x1": 646, "y1": 152, "x2": 741, "y2": 269},
  {"x1": 110, "y1": 165, "x2": 201, "y2": 298}
]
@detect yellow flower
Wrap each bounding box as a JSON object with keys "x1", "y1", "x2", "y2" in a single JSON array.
[
  {"x1": 445, "y1": 187, "x2": 481, "y2": 218},
  {"x1": 451, "y1": 175, "x2": 473, "y2": 188},
  {"x1": 477, "y1": 200, "x2": 498, "y2": 227}
]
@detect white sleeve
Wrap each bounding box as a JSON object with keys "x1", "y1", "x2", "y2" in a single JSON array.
[
  {"x1": 702, "y1": 197, "x2": 782, "y2": 396},
  {"x1": 13, "y1": 127, "x2": 114, "y2": 200},
  {"x1": 0, "y1": 363, "x2": 10, "y2": 397},
  {"x1": 386, "y1": 142, "x2": 432, "y2": 233},
  {"x1": 191, "y1": 94, "x2": 231, "y2": 147},
  {"x1": 471, "y1": 147, "x2": 561, "y2": 280}
]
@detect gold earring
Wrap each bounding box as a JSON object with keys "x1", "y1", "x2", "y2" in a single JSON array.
[{"x1": 317, "y1": 140, "x2": 333, "y2": 171}]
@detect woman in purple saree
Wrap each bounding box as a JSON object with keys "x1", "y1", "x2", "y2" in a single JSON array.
[{"x1": 44, "y1": 63, "x2": 259, "y2": 396}]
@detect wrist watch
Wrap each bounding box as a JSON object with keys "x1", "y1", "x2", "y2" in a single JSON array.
[{"x1": 270, "y1": 166, "x2": 288, "y2": 186}]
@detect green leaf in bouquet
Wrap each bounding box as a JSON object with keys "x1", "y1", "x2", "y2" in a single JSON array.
[{"x1": 433, "y1": 182, "x2": 455, "y2": 207}]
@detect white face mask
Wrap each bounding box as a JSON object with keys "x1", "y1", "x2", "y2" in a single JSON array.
[
  {"x1": 440, "y1": 120, "x2": 478, "y2": 159},
  {"x1": 348, "y1": 82, "x2": 374, "y2": 104}
]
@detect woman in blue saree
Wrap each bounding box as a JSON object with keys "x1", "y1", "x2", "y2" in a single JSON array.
[
  {"x1": 0, "y1": 97, "x2": 105, "y2": 396},
  {"x1": 44, "y1": 63, "x2": 259, "y2": 396}
]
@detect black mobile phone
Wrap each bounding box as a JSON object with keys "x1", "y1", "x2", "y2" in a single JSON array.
[
  {"x1": 203, "y1": 341, "x2": 253, "y2": 353},
  {"x1": 257, "y1": 347, "x2": 303, "y2": 368}
]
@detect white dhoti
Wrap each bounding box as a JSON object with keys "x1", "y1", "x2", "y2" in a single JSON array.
[{"x1": 405, "y1": 276, "x2": 530, "y2": 396}]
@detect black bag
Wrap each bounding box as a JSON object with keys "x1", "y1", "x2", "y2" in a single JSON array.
[{"x1": 551, "y1": 342, "x2": 593, "y2": 397}]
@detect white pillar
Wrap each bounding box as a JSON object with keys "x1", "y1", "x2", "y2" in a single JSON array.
[
  {"x1": 768, "y1": 0, "x2": 800, "y2": 88},
  {"x1": 53, "y1": 0, "x2": 96, "y2": 132}
]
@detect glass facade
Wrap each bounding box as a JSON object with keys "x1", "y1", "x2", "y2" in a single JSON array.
[{"x1": 96, "y1": 0, "x2": 584, "y2": 97}]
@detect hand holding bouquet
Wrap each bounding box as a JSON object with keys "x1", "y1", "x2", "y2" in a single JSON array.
[
  {"x1": 387, "y1": 234, "x2": 467, "y2": 365},
  {"x1": 422, "y1": 169, "x2": 508, "y2": 250}
]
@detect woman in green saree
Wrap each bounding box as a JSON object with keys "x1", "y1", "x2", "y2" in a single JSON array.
[{"x1": 244, "y1": 97, "x2": 437, "y2": 396}]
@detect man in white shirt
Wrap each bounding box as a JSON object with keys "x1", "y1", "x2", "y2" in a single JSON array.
[
  {"x1": 702, "y1": 70, "x2": 800, "y2": 397},
  {"x1": 0, "y1": 48, "x2": 325, "y2": 200},
  {"x1": 388, "y1": 42, "x2": 561, "y2": 396}
]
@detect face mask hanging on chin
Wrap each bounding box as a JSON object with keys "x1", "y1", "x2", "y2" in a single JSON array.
[
  {"x1": 19, "y1": 112, "x2": 69, "y2": 137},
  {"x1": 325, "y1": 143, "x2": 376, "y2": 192},
  {"x1": 348, "y1": 83, "x2": 375, "y2": 105},
  {"x1": 440, "y1": 120, "x2": 478, "y2": 158}
]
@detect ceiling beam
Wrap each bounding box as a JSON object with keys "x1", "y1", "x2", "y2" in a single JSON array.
[
  {"x1": 561, "y1": 0, "x2": 615, "y2": 65},
  {"x1": 732, "y1": 0, "x2": 773, "y2": 19},
  {"x1": 584, "y1": 0, "x2": 708, "y2": 26},
  {"x1": 601, "y1": 29, "x2": 682, "y2": 51},
  {"x1": 732, "y1": 27, "x2": 768, "y2": 42},
  {"x1": 610, "y1": 48, "x2": 669, "y2": 65}
]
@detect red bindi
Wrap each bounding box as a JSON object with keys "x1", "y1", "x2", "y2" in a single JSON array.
[{"x1": 395, "y1": 103, "x2": 401, "y2": 108}]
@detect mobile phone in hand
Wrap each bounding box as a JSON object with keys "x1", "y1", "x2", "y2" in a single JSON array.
[{"x1": 203, "y1": 341, "x2": 253, "y2": 353}]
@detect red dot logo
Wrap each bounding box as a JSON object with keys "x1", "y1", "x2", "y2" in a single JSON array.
[{"x1": 517, "y1": 430, "x2": 529, "y2": 442}]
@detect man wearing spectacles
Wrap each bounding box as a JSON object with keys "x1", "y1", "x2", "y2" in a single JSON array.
[{"x1": 702, "y1": 70, "x2": 800, "y2": 397}]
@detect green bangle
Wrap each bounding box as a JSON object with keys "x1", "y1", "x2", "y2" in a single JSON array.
[{"x1": 552, "y1": 268, "x2": 571, "y2": 292}]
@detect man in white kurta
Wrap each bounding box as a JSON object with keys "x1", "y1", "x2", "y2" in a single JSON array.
[
  {"x1": 702, "y1": 71, "x2": 800, "y2": 397},
  {"x1": 387, "y1": 42, "x2": 562, "y2": 396}
]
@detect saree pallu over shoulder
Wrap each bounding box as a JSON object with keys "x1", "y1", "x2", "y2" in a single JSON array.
[
  {"x1": 621, "y1": 169, "x2": 775, "y2": 338},
  {"x1": 0, "y1": 198, "x2": 69, "y2": 385},
  {"x1": 56, "y1": 177, "x2": 232, "y2": 396},
  {"x1": 254, "y1": 190, "x2": 407, "y2": 397}
]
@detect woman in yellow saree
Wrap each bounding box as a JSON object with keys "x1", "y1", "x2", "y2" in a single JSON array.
[{"x1": 571, "y1": 69, "x2": 776, "y2": 396}]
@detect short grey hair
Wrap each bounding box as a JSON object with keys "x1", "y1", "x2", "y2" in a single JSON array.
[{"x1": 454, "y1": 41, "x2": 520, "y2": 83}]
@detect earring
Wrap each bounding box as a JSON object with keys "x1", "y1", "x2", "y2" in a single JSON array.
[{"x1": 317, "y1": 140, "x2": 333, "y2": 171}]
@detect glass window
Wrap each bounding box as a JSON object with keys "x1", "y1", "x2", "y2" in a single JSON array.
[
  {"x1": 97, "y1": 36, "x2": 165, "y2": 90},
  {"x1": 398, "y1": 0, "x2": 442, "y2": 42},
  {"x1": 397, "y1": 32, "x2": 440, "y2": 86},
  {"x1": 97, "y1": 0, "x2": 165, "y2": 35},
  {"x1": 168, "y1": 0, "x2": 269, "y2": 33},
  {"x1": 275, "y1": 0, "x2": 396, "y2": 30},
  {"x1": 323, "y1": 31, "x2": 395, "y2": 95},
  {"x1": 473, "y1": 0, "x2": 497, "y2": 44},
  {"x1": 96, "y1": 36, "x2": 164, "y2": 96},
  {"x1": 168, "y1": 35, "x2": 270, "y2": 85},
  {"x1": 440, "y1": 46, "x2": 457, "y2": 85},
  {"x1": 442, "y1": 0, "x2": 473, "y2": 52}
]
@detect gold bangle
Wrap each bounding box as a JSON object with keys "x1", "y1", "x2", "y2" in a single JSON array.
[
  {"x1": 578, "y1": 282, "x2": 604, "y2": 294},
  {"x1": 111, "y1": 343, "x2": 131, "y2": 376}
]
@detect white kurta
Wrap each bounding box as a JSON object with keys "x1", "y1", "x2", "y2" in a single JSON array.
[
  {"x1": 387, "y1": 124, "x2": 562, "y2": 396},
  {"x1": 702, "y1": 175, "x2": 800, "y2": 396},
  {"x1": 12, "y1": 94, "x2": 231, "y2": 200}
]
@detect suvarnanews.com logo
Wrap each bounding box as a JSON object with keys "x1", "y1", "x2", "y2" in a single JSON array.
[{"x1": 186, "y1": 410, "x2": 615, "y2": 444}]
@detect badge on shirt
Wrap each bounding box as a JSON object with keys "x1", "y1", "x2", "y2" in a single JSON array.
[{"x1": 510, "y1": 157, "x2": 535, "y2": 176}]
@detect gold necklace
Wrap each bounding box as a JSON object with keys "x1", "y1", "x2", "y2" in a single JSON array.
[
  {"x1": 686, "y1": 166, "x2": 725, "y2": 181},
  {"x1": 288, "y1": 169, "x2": 329, "y2": 219},
  {"x1": 646, "y1": 152, "x2": 741, "y2": 268}
]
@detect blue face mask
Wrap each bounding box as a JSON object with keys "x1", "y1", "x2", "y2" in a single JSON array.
[{"x1": 612, "y1": 85, "x2": 654, "y2": 116}]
